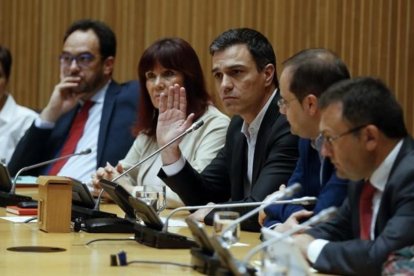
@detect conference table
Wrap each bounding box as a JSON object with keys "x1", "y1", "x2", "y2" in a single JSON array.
[{"x1": 0, "y1": 187, "x2": 263, "y2": 275}]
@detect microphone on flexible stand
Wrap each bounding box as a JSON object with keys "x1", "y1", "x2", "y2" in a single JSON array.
[
  {"x1": 220, "y1": 183, "x2": 302, "y2": 238},
  {"x1": 208, "y1": 206, "x2": 337, "y2": 276},
  {"x1": 243, "y1": 206, "x2": 337, "y2": 264},
  {"x1": 180, "y1": 183, "x2": 302, "y2": 275},
  {"x1": 129, "y1": 194, "x2": 316, "y2": 252},
  {"x1": 132, "y1": 195, "x2": 315, "y2": 251},
  {"x1": 0, "y1": 148, "x2": 92, "y2": 207},
  {"x1": 93, "y1": 120, "x2": 204, "y2": 211},
  {"x1": 163, "y1": 194, "x2": 315, "y2": 232},
  {"x1": 79, "y1": 121, "x2": 205, "y2": 235}
]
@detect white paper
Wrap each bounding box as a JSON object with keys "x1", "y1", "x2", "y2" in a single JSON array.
[
  {"x1": 160, "y1": 217, "x2": 187, "y2": 227},
  {"x1": 15, "y1": 175, "x2": 38, "y2": 186},
  {"x1": 0, "y1": 216, "x2": 37, "y2": 223}
]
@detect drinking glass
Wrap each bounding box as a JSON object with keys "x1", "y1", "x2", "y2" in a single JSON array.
[
  {"x1": 261, "y1": 248, "x2": 290, "y2": 276},
  {"x1": 213, "y1": 211, "x2": 240, "y2": 247},
  {"x1": 134, "y1": 184, "x2": 166, "y2": 213}
]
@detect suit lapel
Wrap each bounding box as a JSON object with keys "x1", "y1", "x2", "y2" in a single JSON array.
[
  {"x1": 320, "y1": 157, "x2": 335, "y2": 186},
  {"x1": 97, "y1": 81, "x2": 120, "y2": 165},
  {"x1": 352, "y1": 180, "x2": 365, "y2": 237},
  {"x1": 252, "y1": 95, "x2": 280, "y2": 183},
  {"x1": 374, "y1": 136, "x2": 414, "y2": 237},
  {"x1": 389, "y1": 136, "x2": 414, "y2": 175},
  {"x1": 232, "y1": 130, "x2": 247, "y2": 199}
]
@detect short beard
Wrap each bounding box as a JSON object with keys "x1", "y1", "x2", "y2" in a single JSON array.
[{"x1": 77, "y1": 71, "x2": 107, "y2": 95}]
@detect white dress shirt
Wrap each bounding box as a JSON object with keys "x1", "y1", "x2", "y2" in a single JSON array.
[
  {"x1": 0, "y1": 94, "x2": 38, "y2": 164},
  {"x1": 35, "y1": 82, "x2": 109, "y2": 183}
]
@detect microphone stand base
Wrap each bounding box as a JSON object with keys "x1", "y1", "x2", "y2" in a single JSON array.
[
  {"x1": 73, "y1": 217, "x2": 135, "y2": 233},
  {"x1": 71, "y1": 205, "x2": 117, "y2": 220},
  {"x1": 134, "y1": 223, "x2": 197, "y2": 249},
  {"x1": 190, "y1": 247, "x2": 223, "y2": 275},
  {"x1": 214, "y1": 265, "x2": 257, "y2": 276},
  {"x1": 0, "y1": 192, "x2": 32, "y2": 207}
]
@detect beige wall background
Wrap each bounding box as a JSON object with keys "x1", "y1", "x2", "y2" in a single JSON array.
[{"x1": 1, "y1": 0, "x2": 413, "y2": 134}]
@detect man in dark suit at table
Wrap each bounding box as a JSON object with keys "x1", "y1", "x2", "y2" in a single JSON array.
[
  {"x1": 259, "y1": 49, "x2": 349, "y2": 231},
  {"x1": 156, "y1": 28, "x2": 299, "y2": 232},
  {"x1": 294, "y1": 77, "x2": 414, "y2": 275},
  {"x1": 8, "y1": 19, "x2": 139, "y2": 184}
]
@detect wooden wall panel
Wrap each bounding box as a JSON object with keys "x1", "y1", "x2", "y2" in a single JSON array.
[{"x1": 0, "y1": 0, "x2": 413, "y2": 134}]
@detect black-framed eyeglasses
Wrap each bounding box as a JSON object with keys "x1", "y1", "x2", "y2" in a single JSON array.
[
  {"x1": 59, "y1": 53, "x2": 96, "y2": 68},
  {"x1": 320, "y1": 124, "x2": 368, "y2": 146},
  {"x1": 277, "y1": 97, "x2": 298, "y2": 109}
]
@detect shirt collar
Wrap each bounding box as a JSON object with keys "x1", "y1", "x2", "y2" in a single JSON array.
[
  {"x1": 81, "y1": 80, "x2": 110, "y2": 105},
  {"x1": 0, "y1": 94, "x2": 16, "y2": 123},
  {"x1": 241, "y1": 89, "x2": 278, "y2": 137},
  {"x1": 370, "y1": 139, "x2": 403, "y2": 192}
]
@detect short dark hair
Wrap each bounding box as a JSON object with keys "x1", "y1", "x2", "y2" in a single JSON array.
[
  {"x1": 0, "y1": 45, "x2": 12, "y2": 80},
  {"x1": 319, "y1": 77, "x2": 408, "y2": 139},
  {"x1": 134, "y1": 37, "x2": 210, "y2": 136},
  {"x1": 209, "y1": 28, "x2": 278, "y2": 87},
  {"x1": 283, "y1": 48, "x2": 350, "y2": 102},
  {"x1": 63, "y1": 19, "x2": 116, "y2": 59}
]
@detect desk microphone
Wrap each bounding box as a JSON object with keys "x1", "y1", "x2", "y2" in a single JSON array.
[
  {"x1": 162, "y1": 193, "x2": 314, "y2": 232},
  {"x1": 220, "y1": 183, "x2": 302, "y2": 238},
  {"x1": 183, "y1": 183, "x2": 303, "y2": 275},
  {"x1": 11, "y1": 148, "x2": 92, "y2": 194},
  {"x1": 93, "y1": 120, "x2": 204, "y2": 210},
  {"x1": 243, "y1": 206, "x2": 337, "y2": 264},
  {"x1": 0, "y1": 148, "x2": 92, "y2": 207}
]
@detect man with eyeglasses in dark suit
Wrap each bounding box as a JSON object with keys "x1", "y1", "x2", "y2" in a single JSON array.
[
  {"x1": 8, "y1": 19, "x2": 139, "y2": 185},
  {"x1": 258, "y1": 49, "x2": 350, "y2": 232},
  {"x1": 294, "y1": 77, "x2": 414, "y2": 275}
]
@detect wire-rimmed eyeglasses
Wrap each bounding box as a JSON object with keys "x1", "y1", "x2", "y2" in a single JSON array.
[
  {"x1": 319, "y1": 124, "x2": 368, "y2": 146},
  {"x1": 277, "y1": 97, "x2": 298, "y2": 109}
]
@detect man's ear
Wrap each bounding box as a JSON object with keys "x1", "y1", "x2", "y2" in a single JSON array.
[
  {"x1": 263, "y1": 64, "x2": 275, "y2": 87},
  {"x1": 303, "y1": 94, "x2": 319, "y2": 115},
  {"x1": 364, "y1": 125, "x2": 380, "y2": 151},
  {"x1": 103, "y1": 56, "x2": 115, "y2": 75}
]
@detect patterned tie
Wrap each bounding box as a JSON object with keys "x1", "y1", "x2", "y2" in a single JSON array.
[
  {"x1": 48, "y1": 101, "x2": 94, "y2": 175},
  {"x1": 359, "y1": 181, "x2": 376, "y2": 240}
]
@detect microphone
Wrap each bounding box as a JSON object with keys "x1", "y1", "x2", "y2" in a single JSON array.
[
  {"x1": 243, "y1": 206, "x2": 337, "y2": 264},
  {"x1": 180, "y1": 183, "x2": 300, "y2": 275},
  {"x1": 115, "y1": 120, "x2": 204, "y2": 181},
  {"x1": 11, "y1": 148, "x2": 92, "y2": 194},
  {"x1": 163, "y1": 194, "x2": 314, "y2": 233},
  {"x1": 131, "y1": 195, "x2": 315, "y2": 251},
  {"x1": 94, "y1": 120, "x2": 204, "y2": 210},
  {"x1": 0, "y1": 148, "x2": 91, "y2": 207},
  {"x1": 207, "y1": 207, "x2": 337, "y2": 276},
  {"x1": 220, "y1": 183, "x2": 302, "y2": 238}
]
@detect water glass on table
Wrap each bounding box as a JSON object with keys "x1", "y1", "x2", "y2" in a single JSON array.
[
  {"x1": 134, "y1": 184, "x2": 166, "y2": 213},
  {"x1": 213, "y1": 211, "x2": 240, "y2": 247},
  {"x1": 261, "y1": 248, "x2": 290, "y2": 276}
]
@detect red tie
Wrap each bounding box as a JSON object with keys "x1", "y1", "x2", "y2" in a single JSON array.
[
  {"x1": 49, "y1": 101, "x2": 94, "y2": 175},
  {"x1": 359, "y1": 181, "x2": 376, "y2": 240}
]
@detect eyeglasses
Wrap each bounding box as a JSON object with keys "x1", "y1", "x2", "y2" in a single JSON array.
[
  {"x1": 277, "y1": 97, "x2": 298, "y2": 109},
  {"x1": 320, "y1": 124, "x2": 368, "y2": 146},
  {"x1": 59, "y1": 53, "x2": 96, "y2": 68}
]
